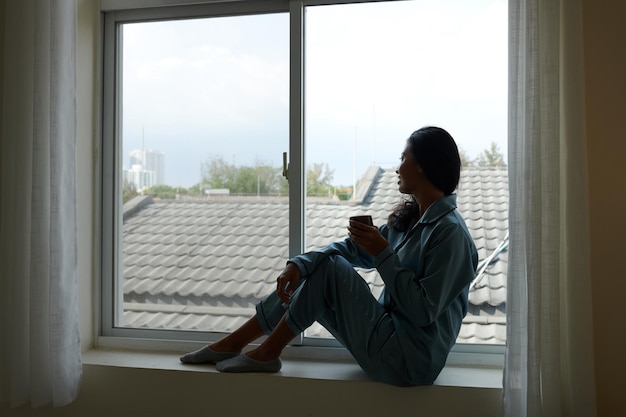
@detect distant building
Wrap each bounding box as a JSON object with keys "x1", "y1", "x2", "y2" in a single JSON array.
[
  {"x1": 124, "y1": 149, "x2": 165, "y2": 191},
  {"x1": 124, "y1": 164, "x2": 156, "y2": 191}
]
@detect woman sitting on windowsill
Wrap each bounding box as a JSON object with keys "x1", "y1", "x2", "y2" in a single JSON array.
[{"x1": 180, "y1": 126, "x2": 478, "y2": 387}]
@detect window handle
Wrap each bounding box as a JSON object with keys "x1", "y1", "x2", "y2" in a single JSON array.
[{"x1": 282, "y1": 152, "x2": 289, "y2": 181}]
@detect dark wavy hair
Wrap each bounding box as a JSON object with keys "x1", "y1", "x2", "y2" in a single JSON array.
[{"x1": 387, "y1": 126, "x2": 461, "y2": 232}]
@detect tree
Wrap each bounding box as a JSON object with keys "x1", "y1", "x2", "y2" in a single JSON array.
[
  {"x1": 200, "y1": 157, "x2": 287, "y2": 195},
  {"x1": 458, "y1": 147, "x2": 475, "y2": 167},
  {"x1": 334, "y1": 186, "x2": 353, "y2": 201},
  {"x1": 199, "y1": 157, "x2": 335, "y2": 197},
  {"x1": 123, "y1": 179, "x2": 139, "y2": 204},
  {"x1": 201, "y1": 157, "x2": 239, "y2": 190},
  {"x1": 476, "y1": 142, "x2": 507, "y2": 167},
  {"x1": 186, "y1": 184, "x2": 205, "y2": 197},
  {"x1": 306, "y1": 163, "x2": 334, "y2": 197},
  {"x1": 144, "y1": 184, "x2": 180, "y2": 199}
]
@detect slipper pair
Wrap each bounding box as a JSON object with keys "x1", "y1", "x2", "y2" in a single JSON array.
[
  {"x1": 180, "y1": 346, "x2": 282, "y2": 373},
  {"x1": 179, "y1": 346, "x2": 238, "y2": 364},
  {"x1": 216, "y1": 354, "x2": 282, "y2": 373}
]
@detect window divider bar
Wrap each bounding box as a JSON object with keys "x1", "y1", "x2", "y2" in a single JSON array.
[
  {"x1": 100, "y1": 11, "x2": 118, "y2": 337},
  {"x1": 288, "y1": 0, "x2": 305, "y2": 260},
  {"x1": 288, "y1": 0, "x2": 305, "y2": 346}
]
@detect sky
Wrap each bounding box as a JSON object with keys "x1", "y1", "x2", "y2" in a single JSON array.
[{"x1": 121, "y1": 0, "x2": 507, "y2": 188}]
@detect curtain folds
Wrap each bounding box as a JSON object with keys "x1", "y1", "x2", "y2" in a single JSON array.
[
  {"x1": 505, "y1": 0, "x2": 596, "y2": 416},
  {"x1": 0, "y1": 0, "x2": 82, "y2": 407}
]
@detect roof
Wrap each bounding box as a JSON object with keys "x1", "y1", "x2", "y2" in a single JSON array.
[{"x1": 122, "y1": 166, "x2": 508, "y2": 344}]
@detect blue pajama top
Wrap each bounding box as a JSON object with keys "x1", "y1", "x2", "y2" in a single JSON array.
[{"x1": 289, "y1": 194, "x2": 478, "y2": 384}]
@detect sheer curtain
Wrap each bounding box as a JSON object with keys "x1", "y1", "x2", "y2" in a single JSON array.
[
  {"x1": 505, "y1": 0, "x2": 596, "y2": 416},
  {"x1": 0, "y1": 0, "x2": 82, "y2": 407}
]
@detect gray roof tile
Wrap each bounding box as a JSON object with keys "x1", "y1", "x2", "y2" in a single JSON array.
[{"x1": 120, "y1": 166, "x2": 509, "y2": 344}]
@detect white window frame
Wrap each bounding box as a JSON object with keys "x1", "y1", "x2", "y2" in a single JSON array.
[{"x1": 99, "y1": 0, "x2": 505, "y2": 367}]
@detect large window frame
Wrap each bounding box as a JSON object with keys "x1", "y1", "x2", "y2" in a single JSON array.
[{"x1": 100, "y1": 0, "x2": 505, "y2": 366}]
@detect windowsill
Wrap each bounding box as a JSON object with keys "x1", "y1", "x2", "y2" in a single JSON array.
[
  {"x1": 82, "y1": 347, "x2": 503, "y2": 389},
  {"x1": 76, "y1": 347, "x2": 503, "y2": 416}
]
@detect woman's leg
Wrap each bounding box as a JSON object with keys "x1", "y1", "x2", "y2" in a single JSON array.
[
  {"x1": 181, "y1": 284, "x2": 298, "y2": 364},
  {"x1": 209, "y1": 315, "x2": 265, "y2": 353},
  {"x1": 219, "y1": 255, "x2": 409, "y2": 384},
  {"x1": 270, "y1": 255, "x2": 408, "y2": 384},
  {"x1": 179, "y1": 315, "x2": 265, "y2": 364},
  {"x1": 212, "y1": 286, "x2": 299, "y2": 371},
  {"x1": 244, "y1": 315, "x2": 296, "y2": 362}
]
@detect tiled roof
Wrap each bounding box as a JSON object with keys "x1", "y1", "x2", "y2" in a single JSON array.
[{"x1": 122, "y1": 166, "x2": 508, "y2": 344}]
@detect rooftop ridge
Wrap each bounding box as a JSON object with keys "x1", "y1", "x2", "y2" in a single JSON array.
[
  {"x1": 354, "y1": 165, "x2": 383, "y2": 203},
  {"x1": 123, "y1": 195, "x2": 154, "y2": 222}
]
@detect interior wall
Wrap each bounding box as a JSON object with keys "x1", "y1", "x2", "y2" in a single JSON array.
[
  {"x1": 76, "y1": 0, "x2": 98, "y2": 352},
  {"x1": 582, "y1": 0, "x2": 626, "y2": 416},
  {"x1": 0, "y1": 0, "x2": 5, "y2": 215}
]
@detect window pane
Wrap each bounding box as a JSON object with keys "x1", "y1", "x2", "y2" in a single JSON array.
[
  {"x1": 303, "y1": 0, "x2": 507, "y2": 344},
  {"x1": 118, "y1": 13, "x2": 289, "y2": 333}
]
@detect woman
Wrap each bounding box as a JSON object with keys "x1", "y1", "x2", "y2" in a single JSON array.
[{"x1": 180, "y1": 126, "x2": 478, "y2": 386}]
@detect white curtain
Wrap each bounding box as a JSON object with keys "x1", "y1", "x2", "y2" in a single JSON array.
[
  {"x1": 0, "y1": 0, "x2": 82, "y2": 408},
  {"x1": 505, "y1": 0, "x2": 596, "y2": 416}
]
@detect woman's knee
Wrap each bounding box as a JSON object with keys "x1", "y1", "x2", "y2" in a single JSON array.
[{"x1": 322, "y1": 254, "x2": 355, "y2": 277}]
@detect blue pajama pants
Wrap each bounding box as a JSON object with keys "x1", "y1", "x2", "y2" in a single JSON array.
[{"x1": 255, "y1": 254, "x2": 411, "y2": 386}]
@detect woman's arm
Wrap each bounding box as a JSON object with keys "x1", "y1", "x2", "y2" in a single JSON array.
[
  {"x1": 375, "y1": 223, "x2": 477, "y2": 326},
  {"x1": 288, "y1": 226, "x2": 384, "y2": 278}
]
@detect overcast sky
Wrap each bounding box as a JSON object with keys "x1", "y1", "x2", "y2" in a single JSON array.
[{"x1": 121, "y1": 0, "x2": 507, "y2": 188}]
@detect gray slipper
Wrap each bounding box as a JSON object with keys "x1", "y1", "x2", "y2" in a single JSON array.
[
  {"x1": 216, "y1": 354, "x2": 282, "y2": 373},
  {"x1": 179, "y1": 346, "x2": 239, "y2": 364}
]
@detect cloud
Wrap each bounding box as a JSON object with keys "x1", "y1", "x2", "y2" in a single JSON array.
[{"x1": 120, "y1": 1, "x2": 507, "y2": 187}]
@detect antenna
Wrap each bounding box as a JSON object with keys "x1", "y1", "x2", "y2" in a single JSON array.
[
  {"x1": 372, "y1": 104, "x2": 376, "y2": 164},
  {"x1": 142, "y1": 126, "x2": 145, "y2": 168},
  {"x1": 352, "y1": 124, "x2": 356, "y2": 201}
]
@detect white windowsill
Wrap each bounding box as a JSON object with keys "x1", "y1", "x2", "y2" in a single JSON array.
[{"x1": 83, "y1": 347, "x2": 503, "y2": 390}]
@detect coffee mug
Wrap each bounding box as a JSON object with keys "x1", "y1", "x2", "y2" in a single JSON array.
[{"x1": 349, "y1": 215, "x2": 373, "y2": 226}]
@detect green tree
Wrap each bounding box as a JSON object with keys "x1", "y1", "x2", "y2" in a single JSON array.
[
  {"x1": 201, "y1": 157, "x2": 239, "y2": 190},
  {"x1": 122, "y1": 179, "x2": 139, "y2": 204},
  {"x1": 186, "y1": 183, "x2": 205, "y2": 197},
  {"x1": 476, "y1": 142, "x2": 507, "y2": 167},
  {"x1": 199, "y1": 157, "x2": 335, "y2": 197},
  {"x1": 335, "y1": 185, "x2": 353, "y2": 201},
  {"x1": 306, "y1": 163, "x2": 334, "y2": 197},
  {"x1": 200, "y1": 157, "x2": 287, "y2": 195},
  {"x1": 144, "y1": 184, "x2": 179, "y2": 199},
  {"x1": 459, "y1": 147, "x2": 475, "y2": 167}
]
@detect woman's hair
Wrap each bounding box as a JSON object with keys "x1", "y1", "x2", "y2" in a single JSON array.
[{"x1": 387, "y1": 126, "x2": 461, "y2": 232}]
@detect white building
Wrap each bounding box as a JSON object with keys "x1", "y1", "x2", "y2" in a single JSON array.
[
  {"x1": 125, "y1": 149, "x2": 165, "y2": 190},
  {"x1": 129, "y1": 149, "x2": 165, "y2": 185},
  {"x1": 124, "y1": 164, "x2": 156, "y2": 191}
]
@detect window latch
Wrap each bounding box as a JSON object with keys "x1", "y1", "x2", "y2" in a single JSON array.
[{"x1": 282, "y1": 152, "x2": 289, "y2": 181}]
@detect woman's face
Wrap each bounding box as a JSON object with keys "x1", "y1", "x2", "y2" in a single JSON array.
[{"x1": 396, "y1": 142, "x2": 422, "y2": 194}]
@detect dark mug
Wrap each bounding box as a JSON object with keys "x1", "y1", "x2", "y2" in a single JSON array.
[{"x1": 349, "y1": 215, "x2": 373, "y2": 226}]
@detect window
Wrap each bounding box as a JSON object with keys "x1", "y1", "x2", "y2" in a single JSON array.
[
  {"x1": 102, "y1": 0, "x2": 507, "y2": 355},
  {"x1": 302, "y1": 1, "x2": 508, "y2": 345}
]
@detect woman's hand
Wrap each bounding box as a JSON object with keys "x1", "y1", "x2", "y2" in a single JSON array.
[
  {"x1": 276, "y1": 262, "x2": 301, "y2": 304},
  {"x1": 348, "y1": 221, "x2": 389, "y2": 256}
]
